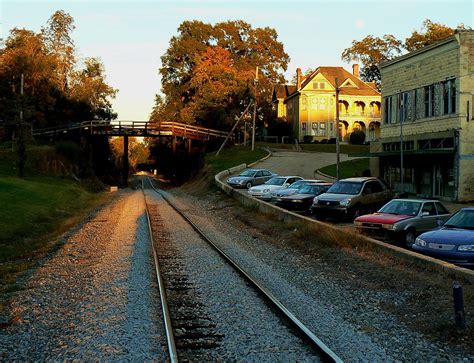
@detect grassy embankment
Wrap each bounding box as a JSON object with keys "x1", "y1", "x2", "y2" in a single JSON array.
[
  {"x1": 206, "y1": 144, "x2": 268, "y2": 174},
  {"x1": 0, "y1": 148, "x2": 108, "y2": 295},
  {"x1": 256, "y1": 141, "x2": 369, "y2": 155},
  {"x1": 319, "y1": 158, "x2": 371, "y2": 179}
]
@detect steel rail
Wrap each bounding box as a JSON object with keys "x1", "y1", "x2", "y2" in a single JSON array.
[
  {"x1": 146, "y1": 176, "x2": 343, "y2": 363},
  {"x1": 141, "y1": 180, "x2": 179, "y2": 363}
]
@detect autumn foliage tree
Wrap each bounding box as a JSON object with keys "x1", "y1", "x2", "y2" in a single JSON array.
[
  {"x1": 155, "y1": 20, "x2": 289, "y2": 129},
  {"x1": 341, "y1": 19, "x2": 467, "y2": 88}
]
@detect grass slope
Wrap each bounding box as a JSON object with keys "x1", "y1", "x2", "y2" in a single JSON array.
[
  {"x1": 319, "y1": 158, "x2": 370, "y2": 179},
  {"x1": 0, "y1": 149, "x2": 107, "y2": 295}
]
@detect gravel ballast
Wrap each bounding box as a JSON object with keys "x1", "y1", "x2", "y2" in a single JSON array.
[
  {"x1": 145, "y1": 186, "x2": 321, "y2": 361},
  {"x1": 167, "y1": 185, "x2": 473, "y2": 361},
  {"x1": 0, "y1": 190, "x2": 167, "y2": 360}
]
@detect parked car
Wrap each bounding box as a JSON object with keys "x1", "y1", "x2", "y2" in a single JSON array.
[
  {"x1": 226, "y1": 169, "x2": 276, "y2": 189},
  {"x1": 354, "y1": 199, "x2": 451, "y2": 247},
  {"x1": 275, "y1": 182, "x2": 333, "y2": 213},
  {"x1": 413, "y1": 207, "x2": 474, "y2": 267},
  {"x1": 271, "y1": 179, "x2": 323, "y2": 201},
  {"x1": 248, "y1": 176, "x2": 303, "y2": 201},
  {"x1": 311, "y1": 177, "x2": 393, "y2": 221}
]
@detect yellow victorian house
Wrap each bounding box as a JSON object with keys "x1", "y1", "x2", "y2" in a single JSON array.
[{"x1": 274, "y1": 65, "x2": 382, "y2": 143}]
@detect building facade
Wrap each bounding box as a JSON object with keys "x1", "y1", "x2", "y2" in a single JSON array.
[
  {"x1": 273, "y1": 66, "x2": 381, "y2": 143},
  {"x1": 371, "y1": 30, "x2": 473, "y2": 202}
]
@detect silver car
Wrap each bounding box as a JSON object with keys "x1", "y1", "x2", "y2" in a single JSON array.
[
  {"x1": 226, "y1": 168, "x2": 276, "y2": 189},
  {"x1": 354, "y1": 199, "x2": 451, "y2": 247}
]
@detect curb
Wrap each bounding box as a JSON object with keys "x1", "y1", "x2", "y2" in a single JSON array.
[
  {"x1": 314, "y1": 169, "x2": 337, "y2": 181},
  {"x1": 214, "y1": 165, "x2": 474, "y2": 285}
]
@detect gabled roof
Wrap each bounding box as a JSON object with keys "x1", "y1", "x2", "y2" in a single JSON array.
[{"x1": 300, "y1": 66, "x2": 380, "y2": 96}]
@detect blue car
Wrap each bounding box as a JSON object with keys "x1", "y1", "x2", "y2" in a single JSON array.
[{"x1": 413, "y1": 207, "x2": 474, "y2": 267}]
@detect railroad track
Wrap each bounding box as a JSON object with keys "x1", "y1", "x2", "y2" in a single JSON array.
[{"x1": 142, "y1": 176, "x2": 343, "y2": 362}]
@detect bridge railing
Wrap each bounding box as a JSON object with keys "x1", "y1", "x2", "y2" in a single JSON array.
[{"x1": 33, "y1": 120, "x2": 232, "y2": 140}]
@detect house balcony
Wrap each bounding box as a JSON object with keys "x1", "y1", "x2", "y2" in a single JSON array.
[{"x1": 339, "y1": 111, "x2": 381, "y2": 119}]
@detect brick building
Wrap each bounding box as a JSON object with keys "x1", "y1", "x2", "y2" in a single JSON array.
[{"x1": 370, "y1": 30, "x2": 474, "y2": 202}]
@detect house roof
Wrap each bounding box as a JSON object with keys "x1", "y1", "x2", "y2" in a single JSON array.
[
  {"x1": 300, "y1": 66, "x2": 380, "y2": 97},
  {"x1": 273, "y1": 84, "x2": 297, "y2": 102}
]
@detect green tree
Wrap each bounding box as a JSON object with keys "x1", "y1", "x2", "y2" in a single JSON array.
[
  {"x1": 41, "y1": 10, "x2": 76, "y2": 91},
  {"x1": 341, "y1": 34, "x2": 402, "y2": 89},
  {"x1": 158, "y1": 20, "x2": 289, "y2": 128},
  {"x1": 70, "y1": 57, "x2": 118, "y2": 120},
  {"x1": 341, "y1": 19, "x2": 465, "y2": 88}
]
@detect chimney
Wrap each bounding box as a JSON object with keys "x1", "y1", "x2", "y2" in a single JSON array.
[
  {"x1": 296, "y1": 68, "x2": 302, "y2": 89},
  {"x1": 352, "y1": 64, "x2": 359, "y2": 78}
]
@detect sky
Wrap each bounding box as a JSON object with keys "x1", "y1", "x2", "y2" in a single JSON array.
[{"x1": 1, "y1": 0, "x2": 472, "y2": 120}]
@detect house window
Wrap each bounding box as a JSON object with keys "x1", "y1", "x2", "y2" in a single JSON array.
[
  {"x1": 302, "y1": 122, "x2": 307, "y2": 131},
  {"x1": 312, "y1": 82, "x2": 319, "y2": 90},
  {"x1": 424, "y1": 84, "x2": 435, "y2": 117},
  {"x1": 384, "y1": 96, "x2": 393, "y2": 124},
  {"x1": 443, "y1": 79, "x2": 456, "y2": 114},
  {"x1": 329, "y1": 123, "x2": 334, "y2": 136},
  {"x1": 318, "y1": 122, "x2": 326, "y2": 136},
  {"x1": 311, "y1": 122, "x2": 318, "y2": 130},
  {"x1": 319, "y1": 82, "x2": 325, "y2": 89},
  {"x1": 400, "y1": 92, "x2": 409, "y2": 122}
]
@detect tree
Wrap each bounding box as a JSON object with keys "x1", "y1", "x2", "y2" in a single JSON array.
[
  {"x1": 341, "y1": 34, "x2": 402, "y2": 89},
  {"x1": 405, "y1": 19, "x2": 456, "y2": 52},
  {"x1": 70, "y1": 57, "x2": 118, "y2": 120},
  {"x1": 341, "y1": 19, "x2": 464, "y2": 88},
  {"x1": 158, "y1": 20, "x2": 289, "y2": 128},
  {"x1": 41, "y1": 10, "x2": 76, "y2": 92}
]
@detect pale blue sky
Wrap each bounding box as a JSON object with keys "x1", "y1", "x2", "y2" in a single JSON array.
[{"x1": 1, "y1": 0, "x2": 472, "y2": 120}]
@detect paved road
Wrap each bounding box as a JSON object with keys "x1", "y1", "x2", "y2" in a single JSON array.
[{"x1": 253, "y1": 150, "x2": 360, "y2": 180}]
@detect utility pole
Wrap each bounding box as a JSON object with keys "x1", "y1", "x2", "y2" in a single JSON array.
[
  {"x1": 18, "y1": 73, "x2": 26, "y2": 178},
  {"x1": 335, "y1": 78, "x2": 340, "y2": 180},
  {"x1": 251, "y1": 66, "x2": 258, "y2": 151}
]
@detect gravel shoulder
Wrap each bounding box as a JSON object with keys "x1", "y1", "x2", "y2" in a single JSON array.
[
  {"x1": 168, "y1": 184, "x2": 474, "y2": 361},
  {"x1": 0, "y1": 190, "x2": 167, "y2": 360}
]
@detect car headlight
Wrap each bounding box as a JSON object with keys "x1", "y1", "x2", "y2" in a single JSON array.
[
  {"x1": 415, "y1": 237, "x2": 427, "y2": 247},
  {"x1": 340, "y1": 198, "x2": 352, "y2": 207},
  {"x1": 263, "y1": 189, "x2": 270, "y2": 193},
  {"x1": 382, "y1": 224, "x2": 395, "y2": 230},
  {"x1": 354, "y1": 221, "x2": 363, "y2": 226},
  {"x1": 458, "y1": 245, "x2": 474, "y2": 252},
  {"x1": 313, "y1": 196, "x2": 319, "y2": 204},
  {"x1": 291, "y1": 199, "x2": 303, "y2": 203}
]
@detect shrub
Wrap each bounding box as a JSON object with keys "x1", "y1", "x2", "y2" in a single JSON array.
[
  {"x1": 349, "y1": 130, "x2": 366, "y2": 145},
  {"x1": 320, "y1": 138, "x2": 328, "y2": 144},
  {"x1": 303, "y1": 135, "x2": 314, "y2": 143},
  {"x1": 328, "y1": 138, "x2": 336, "y2": 144}
]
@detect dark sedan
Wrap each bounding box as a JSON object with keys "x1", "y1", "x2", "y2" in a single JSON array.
[
  {"x1": 413, "y1": 207, "x2": 474, "y2": 267},
  {"x1": 275, "y1": 183, "x2": 332, "y2": 213}
]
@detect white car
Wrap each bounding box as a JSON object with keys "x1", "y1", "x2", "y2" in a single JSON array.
[
  {"x1": 248, "y1": 176, "x2": 303, "y2": 201},
  {"x1": 271, "y1": 179, "x2": 324, "y2": 201}
]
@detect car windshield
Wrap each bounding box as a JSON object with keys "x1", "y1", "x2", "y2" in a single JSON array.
[
  {"x1": 379, "y1": 200, "x2": 422, "y2": 216},
  {"x1": 265, "y1": 177, "x2": 286, "y2": 186},
  {"x1": 444, "y1": 210, "x2": 474, "y2": 230},
  {"x1": 288, "y1": 180, "x2": 306, "y2": 189},
  {"x1": 239, "y1": 170, "x2": 255, "y2": 177},
  {"x1": 300, "y1": 185, "x2": 324, "y2": 194},
  {"x1": 327, "y1": 181, "x2": 363, "y2": 195}
]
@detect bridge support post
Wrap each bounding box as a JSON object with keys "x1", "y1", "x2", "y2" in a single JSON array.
[
  {"x1": 123, "y1": 135, "x2": 129, "y2": 187},
  {"x1": 171, "y1": 136, "x2": 177, "y2": 155},
  {"x1": 186, "y1": 138, "x2": 192, "y2": 154}
]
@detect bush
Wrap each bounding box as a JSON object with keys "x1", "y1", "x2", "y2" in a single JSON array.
[
  {"x1": 328, "y1": 138, "x2": 336, "y2": 144},
  {"x1": 55, "y1": 141, "x2": 81, "y2": 164},
  {"x1": 349, "y1": 130, "x2": 366, "y2": 145},
  {"x1": 320, "y1": 138, "x2": 328, "y2": 144},
  {"x1": 303, "y1": 135, "x2": 314, "y2": 143}
]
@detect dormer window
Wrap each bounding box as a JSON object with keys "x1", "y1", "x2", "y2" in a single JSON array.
[{"x1": 341, "y1": 78, "x2": 357, "y2": 88}]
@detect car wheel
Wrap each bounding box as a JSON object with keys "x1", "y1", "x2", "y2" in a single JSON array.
[
  {"x1": 351, "y1": 205, "x2": 362, "y2": 220},
  {"x1": 246, "y1": 181, "x2": 253, "y2": 189},
  {"x1": 404, "y1": 229, "x2": 416, "y2": 248}
]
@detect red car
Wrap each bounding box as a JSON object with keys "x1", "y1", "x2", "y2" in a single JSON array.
[{"x1": 354, "y1": 199, "x2": 451, "y2": 247}]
